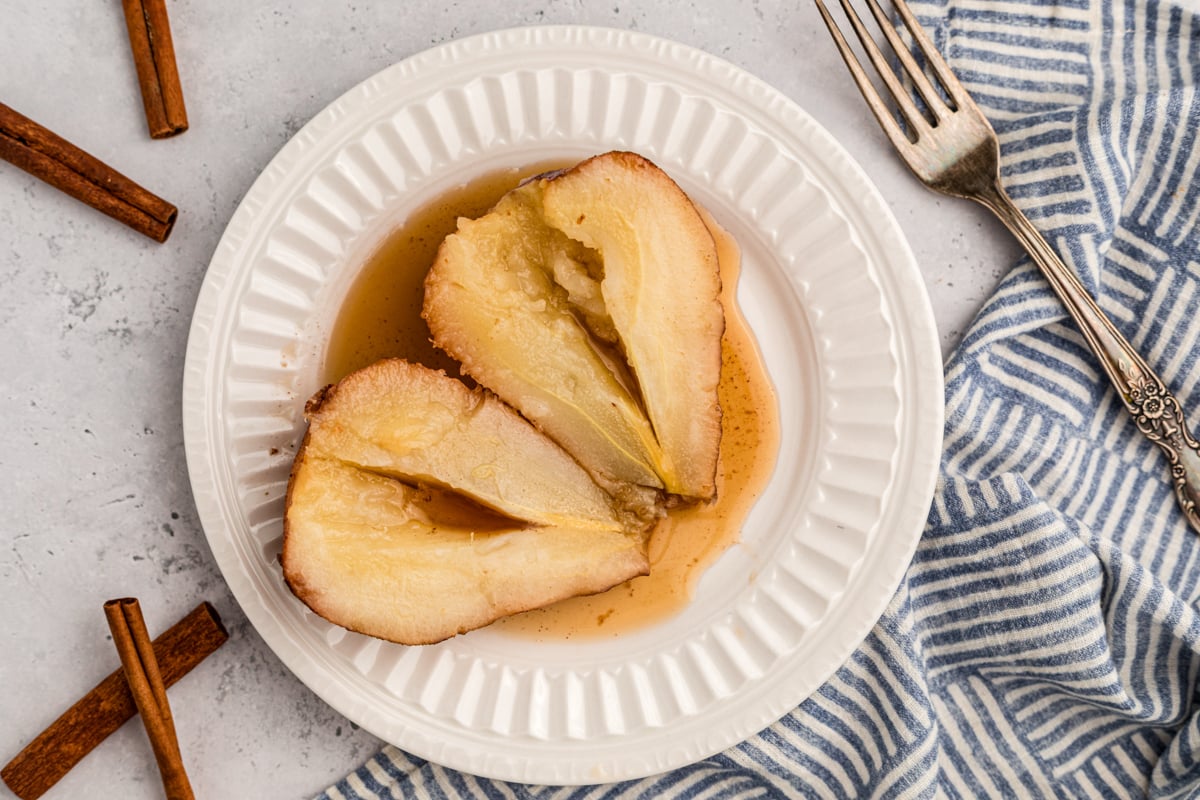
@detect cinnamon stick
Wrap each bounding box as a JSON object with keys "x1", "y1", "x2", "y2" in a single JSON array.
[
  {"x1": 1, "y1": 602, "x2": 226, "y2": 800},
  {"x1": 0, "y1": 102, "x2": 177, "y2": 241},
  {"x1": 121, "y1": 0, "x2": 188, "y2": 138},
  {"x1": 104, "y1": 599, "x2": 195, "y2": 800}
]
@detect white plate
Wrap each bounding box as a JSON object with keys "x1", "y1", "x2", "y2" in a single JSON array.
[{"x1": 183, "y1": 26, "x2": 942, "y2": 785}]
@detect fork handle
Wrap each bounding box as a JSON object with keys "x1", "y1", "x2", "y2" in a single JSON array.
[{"x1": 974, "y1": 178, "x2": 1200, "y2": 533}]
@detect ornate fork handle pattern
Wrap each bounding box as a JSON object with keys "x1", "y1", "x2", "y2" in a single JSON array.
[
  {"x1": 977, "y1": 178, "x2": 1200, "y2": 532},
  {"x1": 1127, "y1": 369, "x2": 1200, "y2": 528}
]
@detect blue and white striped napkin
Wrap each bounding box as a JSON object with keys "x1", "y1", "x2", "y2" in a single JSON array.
[{"x1": 317, "y1": 0, "x2": 1200, "y2": 795}]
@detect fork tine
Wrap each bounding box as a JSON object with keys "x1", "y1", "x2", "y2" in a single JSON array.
[
  {"x1": 828, "y1": 0, "x2": 935, "y2": 137},
  {"x1": 812, "y1": 0, "x2": 924, "y2": 155},
  {"x1": 889, "y1": 0, "x2": 976, "y2": 111},
  {"x1": 860, "y1": 0, "x2": 950, "y2": 120}
]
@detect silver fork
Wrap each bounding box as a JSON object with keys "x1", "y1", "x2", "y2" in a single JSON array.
[{"x1": 814, "y1": 0, "x2": 1200, "y2": 533}]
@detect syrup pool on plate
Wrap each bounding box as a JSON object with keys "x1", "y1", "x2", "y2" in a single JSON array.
[{"x1": 322, "y1": 163, "x2": 781, "y2": 640}]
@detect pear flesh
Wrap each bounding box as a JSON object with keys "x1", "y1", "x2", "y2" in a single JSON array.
[
  {"x1": 541, "y1": 152, "x2": 724, "y2": 500},
  {"x1": 298, "y1": 358, "x2": 631, "y2": 531},
  {"x1": 423, "y1": 182, "x2": 666, "y2": 499},
  {"x1": 282, "y1": 359, "x2": 649, "y2": 645}
]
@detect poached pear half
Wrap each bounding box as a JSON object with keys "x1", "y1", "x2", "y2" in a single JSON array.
[
  {"x1": 424, "y1": 151, "x2": 724, "y2": 502},
  {"x1": 282, "y1": 359, "x2": 649, "y2": 645}
]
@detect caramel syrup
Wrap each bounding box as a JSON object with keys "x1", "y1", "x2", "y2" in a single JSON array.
[
  {"x1": 322, "y1": 167, "x2": 781, "y2": 640},
  {"x1": 322, "y1": 162, "x2": 566, "y2": 384}
]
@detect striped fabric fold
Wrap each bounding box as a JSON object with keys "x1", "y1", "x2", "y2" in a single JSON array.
[{"x1": 317, "y1": 0, "x2": 1200, "y2": 796}]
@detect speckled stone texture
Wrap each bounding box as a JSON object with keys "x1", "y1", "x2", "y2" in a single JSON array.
[{"x1": 0, "y1": 1, "x2": 1016, "y2": 798}]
